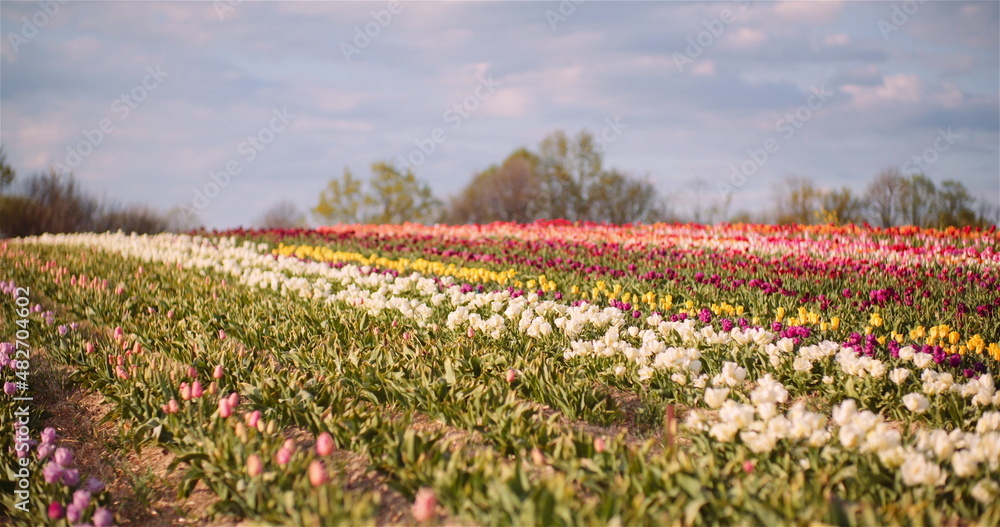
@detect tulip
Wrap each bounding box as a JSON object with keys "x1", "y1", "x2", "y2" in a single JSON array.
[
  {"x1": 61, "y1": 468, "x2": 80, "y2": 486},
  {"x1": 743, "y1": 460, "x2": 755, "y2": 473},
  {"x1": 208, "y1": 381, "x2": 218, "y2": 395},
  {"x1": 218, "y1": 398, "x2": 232, "y2": 418},
  {"x1": 115, "y1": 366, "x2": 129, "y2": 380},
  {"x1": 316, "y1": 432, "x2": 335, "y2": 456},
  {"x1": 218, "y1": 329, "x2": 227, "y2": 340},
  {"x1": 167, "y1": 399, "x2": 180, "y2": 414},
  {"x1": 275, "y1": 447, "x2": 293, "y2": 465},
  {"x1": 412, "y1": 487, "x2": 437, "y2": 523},
  {"x1": 180, "y1": 382, "x2": 192, "y2": 400},
  {"x1": 41, "y1": 427, "x2": 57, "y2": 445},
  {"x1": 213, "y1": 364, "x2": 225, "y2": 379},
  {"x1": 84, "y1": 341, "x2": 95, "y2": 354},
  {"x1": 72, "y1": 489, "x2": 91, "y2": 509},
  {"x1": 48, "y1": 502, "x2": 65, "y2": 520},
  {"x1": 308, "y1": 460, "x2": 328, "y2": 486},
  {"x1": 3, "y1": 382, "x2": 15, "y2": 395},
  {"x1": 66, "y1": 502, "x2": 84, "y2": 523},
  {"x1": 247, "y1": 454, "x2": 262, "y2": 476},
  {"x1": 167, "y1": 309, "x2": 174, "y2": 319},
  {"x1": 188, "y1": 365, "x2": 198, "y2": 378},
  {"x1": 54, "y1": 447, "x2": 73, "y2": 466},
  {"x1": 191, "y1": 381, "x2": 204, "y2": 399},
  {"x1": 93, "y1": 507, "x2": 114, "y2": 527},
  {"x1": 593, "y1": 437, "x2": 606, "y2": 453},
  {"x1": 42, "y1": 462, "x2": 63, "y2": 483},
  {"x1": 505, "y1": 369, "x2": 517, "y2": 384},
  {"x1": 246, "y1": 410, "x2": 261, "y2": 428}
]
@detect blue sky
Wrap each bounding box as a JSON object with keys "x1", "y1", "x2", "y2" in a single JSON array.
[{"x1": 1, "y1": 1, "x2": 997, "y2": 228}]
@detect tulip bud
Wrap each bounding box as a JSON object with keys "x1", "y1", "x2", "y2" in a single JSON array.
[
  {"x1": 467, "y1": 327, "x2": 475, "y2": 338},
  {"x1": 412, "y1": 487, "x2": 437, "y2": 523},
  {"x1": 246, "y1": 410, "x2": 261, "y2": 428},
  {"x1": 191, "y1": 381, "x2": 203, "y2": 399},
  {"x1": 593, "y1": 437, "x2": 606, "y2": 453},
  {"x1": 218, "y1": 329, "x2": 226, "y2": 340},
  {"x1": 275, "y1": 447, "x2": 292, "y2": 465},
  {"x1": 180, "y1": 382, "x2": 192, "y2": 401},
  {"x1": 218, "y1": 398, "x2": 232, "y2": 418},
  {"x1": 167, "y1": 399, "x2": 180, "y2": 414},
  {"x1": 316, "y1": 432, "x2": 335, "y2": 456},
  {"x1": 84, "y1": 341, "x2": 95, "y2": 354},
  {"x1": 743, "y1": 460, "x2": 754, "y2": 473},
  {"x1": 213, "y1": 364, "x2": 225, "y2": 379},
  {"x1": 167, "y1": 310, "x2": 174, "y2": 319},
  {"x1": 505, "y1": 369, "x2": 517, "y2": 384},
  {"x1": 208, "y1": 381, "x2": 218, "y2": 395},
  {"x1": 246, "y1": 454, "x2": 262, "y2": 477},
  {"x1": 308, "y1": 460, "x2": 328, "y2": 486},
  {"x1": 228, "y1": 392, "x2": 239, "y2": 408},
  {"x1": 188, "y1": 365, "x2": 198, "y2": 378},
  {"x1": 48, "y1": 502, "x2": 65, "y2": 520}
]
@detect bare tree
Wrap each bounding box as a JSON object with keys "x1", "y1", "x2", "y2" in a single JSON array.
[
  {"x1": 865, "y1": 167, "x2": 906, "y2": 227},
  {"x1": 256, "y1": 200, "x2": 306, "y2": 229}
]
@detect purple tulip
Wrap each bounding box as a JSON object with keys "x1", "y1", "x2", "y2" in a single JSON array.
[
  {"x1": 66, "y1": 502, "x2": 84, "y2": 523},
  {"x1": 37, "y1": 443, "x2": 54, "y2": 460},
  {"x1": 73, "y1": 489, "x2": 91, "y2": 509},
  {"x1": 42, "y1": 462, "x2": 63, "y2": 484},
  {"x1": 3, "y1": 382, "x2": 15, "y2": 395},
  {"x1": 54, "y1": 447, "x2": 73, "y2": 467},
  {"x1": 61, "y1": 468, "x2": 80, "y2": 486},
  {"x1": 41, "y1": 427, "x2": 57, "y2": 445},
  {"x1": 83, "y1": 477, "x2": 105, "y2": 493},
  {"x1": 92, "y1": 507, "x2": 114, "y2": 527}
]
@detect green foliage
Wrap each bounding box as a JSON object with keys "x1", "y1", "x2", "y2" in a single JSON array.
[{"x1": 313, "y1": 162, "x2": 440, "y2": 225}]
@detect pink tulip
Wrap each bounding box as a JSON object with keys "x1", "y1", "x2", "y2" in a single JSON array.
[
  {"x1": 84, "y1": 341, "x2": 95, "y2": 354},
  {"x1": 275, "y1": 447, "x2": 292, "y2": 465},
  {"x1": 227, "y1": 392, "x2": 239, "y2": 408},
  {"x1": 113, "y1": 326, "x2": 124, "y2": 341},
  {"x1": 115, "y1": 366, "x2": 129, "y2": 380},
  {"x1": 743, "y1": 460, "x2": 755, "y2": 473},
  {"x1": 213, "y1": 365, "x2": 225, "y2": 379},
  {"x1": 316, "y1": 432, "x2": 335, "y2": 456},
  {"x1": 593, "y1": 437, "x2": 606, "y2": 453},
  {"x1": 246, "y1": 454, "x2": 262, "y2": 477},
  {"x1": 167, "y1": 399, "x2": 180, "y2": 414},
  {"x1": 245, "y1": 410, "x2": 261, "y2": 428},
  {"x1": 411, "y1": 487, "x2": 437, "y2": 523},
  {"x1": 188, "y1": 365, "x2": 198, "y2": 378},
  {"x1": 218, "y1": 398, "x2": 232, "y2": 418},
  {"x1": 308, "y1": 460, "x2": 328, "y2": 487},
  {"x1": 467, "y1": 327, "x2": 475, "y2": 338},
  {"x1": 505, "y1": 369, "x2": 517, "y2": 384},
  {"x1": 218, "y1": 329, "x2": 226, "y2": 340},
  {"x1": 191, "y1": 381, "x2": 203, "y2": 399},
  {"x1": 167, "y1": 310, "x2": 174, "y2": 319},
  {"x1": 180, "y1": 382, "x2": 192, "y2": 401},
  {"x1": 48, "y1": 502, "x2": 65, "y2": 520}
]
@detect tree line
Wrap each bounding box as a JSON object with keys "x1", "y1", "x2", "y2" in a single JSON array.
[
  {"x1": 312, "y1": 129, "x2": 667, "y2": 226},
  {"x1": 0, "y1": 148, "x2": 197, "y2": 237},
  {"x1": 310, "y1": 128, "x2": 996, "y2": 229}
]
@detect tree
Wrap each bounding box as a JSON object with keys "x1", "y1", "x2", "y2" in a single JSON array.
[
  {"x1": 313, "y1": 167, "x2": 365, "y2": 224},
  {"x1": 312, "y1": 162, "x2": 440, "y2": 225},
  {"x1": 934, "y1": 180, "x2": 978, "y2": 228},
  {"x1": 900, "y1": 174, "x2": 937, "y2": 227},
  {"x1": 256, "y1": 200, "x2": 306, "y2": 229},
  {"x1": 772, "y1": 176, "x2": 821, "y2": 225},
  {"x1": 446, "y1": 148, "x2": 542, "y2": 224},
  {"x1": 537, "y1": 129, "x2": 603, "y2": 221},
  {"x1": 865, "y1": 167, "x2": 907, "y2": 227},
  {"x1": 818, "y1": 186, "x2": 863, "y2": 225},
  {"x1": 588, "y1": 170, "x2": 667, "y2": 224},
  {"x1": 0, "y1": 147, "x2": 14, "y2": 193}
]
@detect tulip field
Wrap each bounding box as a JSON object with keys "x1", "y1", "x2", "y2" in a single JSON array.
[{"x1": 2, "y1": 221, "x2": 1000, "y2": 526}]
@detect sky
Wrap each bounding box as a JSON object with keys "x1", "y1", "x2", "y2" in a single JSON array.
[{"x1": 1, "y1": 0, "x2": 998, "y2": 229}]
